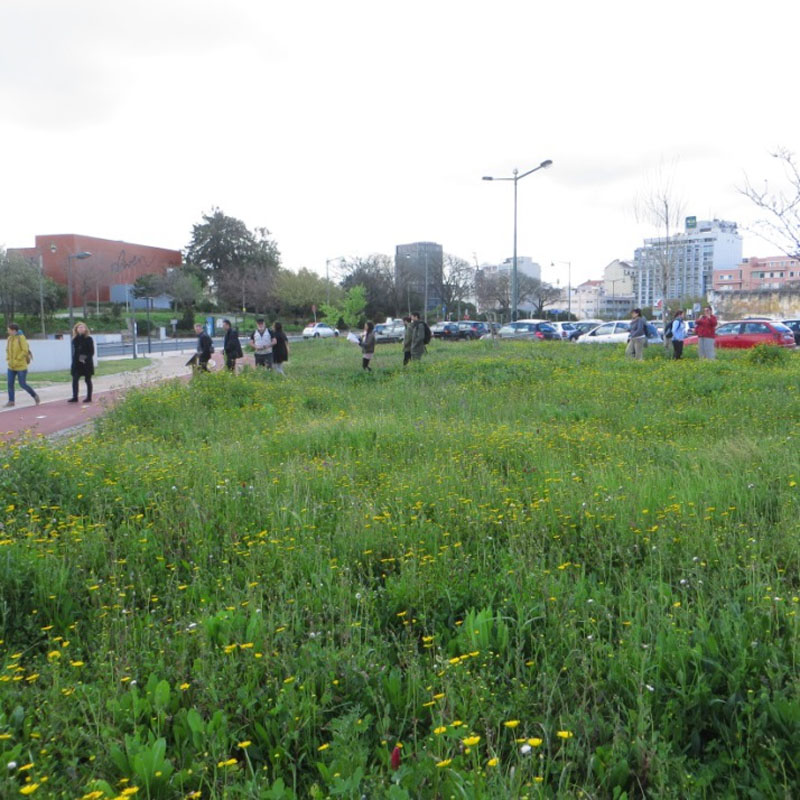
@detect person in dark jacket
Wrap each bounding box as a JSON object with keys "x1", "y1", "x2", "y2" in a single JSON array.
[
  {"x1": 271, "y1": 321, "x2": 289, "y2": 375},
  {"x1": 193, "y1": 323, "x2": 213, "y2": 371},
  {"x1": 409, "y1": 312, "x2": 426, "y2": 361},
  {"x1": 360, "y1": 321, "x2": 376, "y2": 371},
  {"x1": 69, "y1": 322, "x2": 95, "y2": 402},
  {"x1": 625, "y1": 308, "x2": 647, "y2": 360},
  {"x1": 222, "y1": 319, "x2": 243, "y2": 372}
]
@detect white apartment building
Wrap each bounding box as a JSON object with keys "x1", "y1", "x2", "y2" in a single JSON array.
[{"x1": 633, "y1": 218, "x2": 742, "y2": 308}]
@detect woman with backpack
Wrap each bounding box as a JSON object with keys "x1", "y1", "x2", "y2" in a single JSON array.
[
  {"x1": 668, "y1": 309, "x2": 687, "y2": 360},
  {"x1": 4, "y1": 323, "x2": 40, "y2": 408}
]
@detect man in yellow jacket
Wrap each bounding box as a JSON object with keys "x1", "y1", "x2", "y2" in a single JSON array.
[{"x1": 5, "y1": 323, "x2": 40, "y2": 407}]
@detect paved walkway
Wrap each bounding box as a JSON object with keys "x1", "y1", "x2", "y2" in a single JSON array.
[{"x1": 0, "y1": 351, "x2": 232, "y2": 442}]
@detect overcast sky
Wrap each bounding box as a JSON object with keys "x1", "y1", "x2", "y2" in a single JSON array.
[{"x1": 1, "y1": 0, "x2": 798, "y2": 288}]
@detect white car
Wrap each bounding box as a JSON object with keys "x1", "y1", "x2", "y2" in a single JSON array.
[
  {"x1": 577, "y1": 320, "x2": 661, "y2": 344},
  {"x1": 302, "y1": 322, "x2": 339, "y2": 339},
  {"x1": 374, "y1": 320, "x2": 406, "y2": 343}
]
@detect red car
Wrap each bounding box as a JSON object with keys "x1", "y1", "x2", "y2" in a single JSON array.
[{"x1": 684, "y1": 320, "x2": 796, "y2": 349}]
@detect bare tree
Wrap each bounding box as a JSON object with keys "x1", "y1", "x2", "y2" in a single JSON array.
[
  {"x1": 634, "y1": 162, "x2": 685, "y2": 329},
  {"x1": 475, "y1": 270, "x2": 511, "y2": 320},
  {"x1": 518, "y1": 276, "x2": 561, "y2": 317},
  {"x1": 740, "y1": 148, "x2": 800, "y2": 259},
  {"x1": 437, "y1": 254, "x2": 474, "y2": 319}
]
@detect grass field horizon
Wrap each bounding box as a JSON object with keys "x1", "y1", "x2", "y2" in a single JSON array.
[{"x1": 2, "y1": 340, "x2": 799, "y2": 799}]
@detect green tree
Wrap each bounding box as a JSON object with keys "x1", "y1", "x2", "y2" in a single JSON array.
[
  {"x1": 341, "y1": 285, "x2": 367, "y2": 330},
  {"x1": 0, "y1": 249, "x2": 58, "y2": 327},
  {"x1": 275, "y1": 268, "x2": 340, "y2": 319},
  {"x1": 339, "y1": 255, "x2": 398, "y2": 319}
]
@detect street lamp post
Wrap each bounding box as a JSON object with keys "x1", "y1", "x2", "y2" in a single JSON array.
[
  {"x1": 483, "y1": 159, "x2": 553, "y2": 321},
  {"x1": 66, "y1": 251, "x2": 92, "y2": 330},
  {"x1": 423, "y1": 246, "x2": 429, "y2": 323},
  {"x1": 325, "y1": 256, "x2": 345, "y2": 306},
  {"x1": 551, "y1": 260, "x2": 572, "y2": 319}
]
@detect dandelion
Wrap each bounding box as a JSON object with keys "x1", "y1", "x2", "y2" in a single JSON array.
[
  {"x1": 462, "y1": 735, "x2": 480, "y2": 747},
  {"x1": 487, "y1": 757, "x2": 499, "y2": 767},
  {"x1": 433, "y1": 726, "x2": 447, "y2": 735},
  {"x1": 503, "y1": 720, "x2": 520, "y2": 729},
  {"x1": 217, "y1": 758, "x2": 237, "y2": 768},
  {"x1": 435, "y1": 758, "x2": 452, "y2": 768},
  {"x1": 238, "y1": 741, "x2": 251, "y2": 749},
  {"x1": 317, "y1": 743, "x2": 330, "y2": 751},
  {"x1": 527, "y1": 738, "x2": 543, "y2": 747},
  {"x1": 556, "y1": 730, "x2": 573, "y2": 740},
  {"x1": 19, "y1": 784, "x2": 40, "y2": 795}
]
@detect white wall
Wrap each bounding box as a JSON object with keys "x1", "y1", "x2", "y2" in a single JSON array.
[{"x1": 1, "y1": 339, "x2": 74, "y2": 372}]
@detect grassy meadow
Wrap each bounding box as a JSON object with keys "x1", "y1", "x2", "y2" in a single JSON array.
[{"x1": 1, "y1": 339, "x2": 800, "y2": 799}]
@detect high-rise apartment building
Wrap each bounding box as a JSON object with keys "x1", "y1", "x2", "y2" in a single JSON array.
[
  {"x1": 634, "y1": 218, "x2": 742, "y2": 307},
  {"x1": 395, "y1": 242, "x2": 444, "y2": 314}
]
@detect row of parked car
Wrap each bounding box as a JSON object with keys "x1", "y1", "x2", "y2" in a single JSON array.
[{"x1": 307, "y1": 316, "x2": 800, "y2": 350}]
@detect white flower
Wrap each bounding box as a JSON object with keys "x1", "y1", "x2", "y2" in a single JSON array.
[
  {"x1": 7, "y1": 761, "x2": 18, "y2": 771},
  {"x1": 520, "y1": 744, "x2": 532, "y2": 755}
]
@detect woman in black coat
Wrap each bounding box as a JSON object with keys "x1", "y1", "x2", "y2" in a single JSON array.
[{"x1": 69, "y1": 322, "x2": 95, "y2": 402}]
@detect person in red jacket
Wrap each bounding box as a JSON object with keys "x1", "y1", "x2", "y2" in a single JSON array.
[{"x1": 695, "y1": 306, "x2": 718, "y2": 359}]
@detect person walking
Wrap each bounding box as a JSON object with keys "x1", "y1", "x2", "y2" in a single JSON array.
[
  {"x1": 69, "y1": 322, "x2": 95, "y2": 402},
  {"x1": 402, "y1": 315, "x2": 413, "y2": 366},
  {"x1": 360, "y1": 321, "x2": 376, "y2": 372},
  {"x1": 409, "y1": 312, "x2": 427, "y2": 361},
  {"x1": 669, "y1": 309, "x2": 687, "y2": 360},
  {"x1": 222, "y1": 319, "x2": 243, "y2": 372},
  {"x1": 4, "y1": 323, "x2": 40, "y2": 408},
  {"x1": 193, "y1": 323, "x2": 213, "y2": 371},
  {"x1": 251, "y1": 318, "x2": 275, "y2": 369},
  {"x1": 695, "y1": 305, "x2": 718, "y2": 360},
  {"x1": 625, "y1": 308, "x2": 647, "y2": 360},
  {"x1": 271, "y1": 321, "x2": 289, "y2": 375}
]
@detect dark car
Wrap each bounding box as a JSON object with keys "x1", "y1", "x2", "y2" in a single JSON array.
[
  {"x1": 457, "y1": 321, "x2": 490, "y2": 340},
  {"x1": 781, "y1": 319, "x2": 800, "y2": 346},
  {"x1": 432, "y1": 322, "x2": 463, "y2": 340}
]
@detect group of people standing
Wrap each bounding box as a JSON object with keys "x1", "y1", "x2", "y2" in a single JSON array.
[
  {"x1": 664, "y1": 305, "x2": 717, "y2": 360},
  {"x1": 193, "y1": 318, "x2": 290, "y2": 374},
  {"x1": 627, "y1": 305, "x2": 718, "y2": 361},
  {"x1": 358, "y1": 312, "x2": 428, "y2": 371},
  {"x1": 4, "y1": 321, "x2": 94, "y2": 408}
]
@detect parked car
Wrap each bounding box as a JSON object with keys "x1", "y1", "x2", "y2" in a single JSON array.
[
  {"x1": 684, "y1": 320, "x2": 796, "y2": 349},
  {"x1": 548, "y1": 321, "x2": 578, "y2": 340},
  {"x1": 374, "y1": 320, "x2": 406, "y2": 343},
  {"x1": 302, "y1": 322, "x2": 339, "y2": 339},
  {"x1": 432, "y1": 322, "x2": 464, "y2": 340},
  {"x1": 568, "y1": 320, "x2": 604, "y2": 341},
  {"x1": 457, "y1": 321, "x2": 490, "y2": 339},
  {"x1": 498, "y1": 320, "x2": 559, "y2": 340},
  {"x1": 781, "y1": 319, "x2": 800, "y2": 346},
  {"x1": 577, "y1": 320, "x2": 662, "y2": 345}
]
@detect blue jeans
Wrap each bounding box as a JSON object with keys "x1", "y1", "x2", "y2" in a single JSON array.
[{"x1": 7, "y1": 369, "x2": 37, "y2": 403}]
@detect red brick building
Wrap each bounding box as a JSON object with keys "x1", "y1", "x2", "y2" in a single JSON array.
[{"x1": 11, "y1": 234, "x2": 182, "y2": 306}]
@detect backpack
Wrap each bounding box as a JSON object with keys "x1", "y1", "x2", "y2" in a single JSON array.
[
  {"x1": 664, "y1": 320, "x2": 673, "y2": 339},
  {"x1": 423, "y1": 321, "x2": 432, "y2": 345},
  {"x1": 644, "y1": 322, "x2": 657, "y2": 339}
]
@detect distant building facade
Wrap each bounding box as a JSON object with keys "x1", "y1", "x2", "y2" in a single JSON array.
[
  {"x1": 600, "y1": 259, "x2": 636, "y2": 317},
  {"x1": 395, "y1": 241, "x2": 444, "y2": 314},
  {"x1": 713, "y1": 254, "x2": 800, "y2": 292},
  {"x1": 574, "y1": 280, "x2": 603, "y2": 318},
  {"x1": 634, "y1": 218, "x2": 742, "y2": 308},
  {"x1": 11, "y1": 233, "x2": 181, "y2": 309},
  {"x1": 476, "y1": 256, "x2": 542, "y2": 314}
]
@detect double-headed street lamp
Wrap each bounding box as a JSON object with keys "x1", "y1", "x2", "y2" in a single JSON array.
[
  {"x1": 66, "y1": 250, "x2": 92, "y2": 330},
  {"x1": 483, "y1": 159, "x2": 553, "y2": 321}
]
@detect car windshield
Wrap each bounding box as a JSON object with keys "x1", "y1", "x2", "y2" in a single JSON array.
[{"x1": 592, "y1": 324, "x2": 614, "y2": 335}]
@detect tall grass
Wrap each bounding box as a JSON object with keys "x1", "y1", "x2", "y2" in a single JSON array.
[{"x1": 1, "y1": 340, "x2": 799, "y2": 798}]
